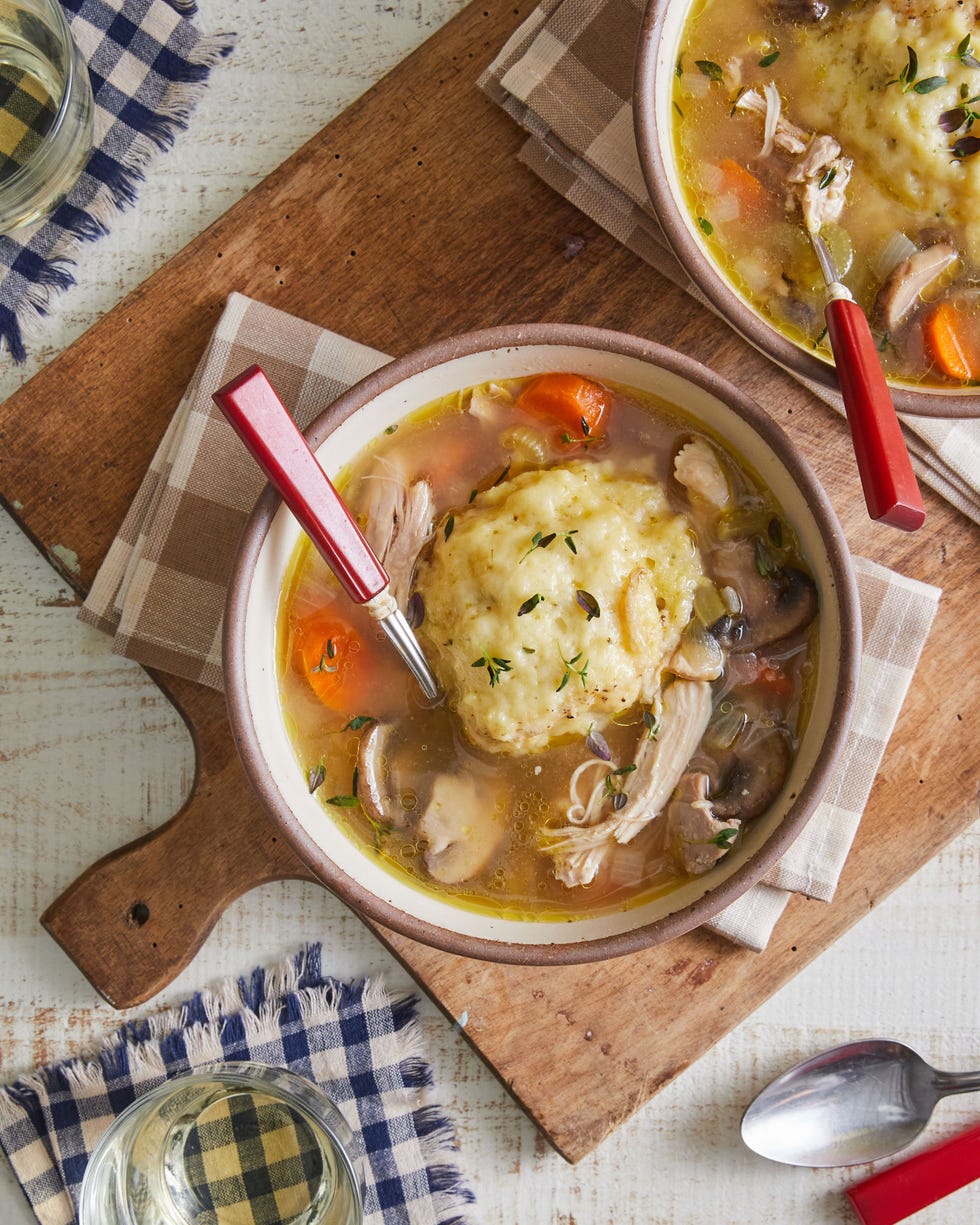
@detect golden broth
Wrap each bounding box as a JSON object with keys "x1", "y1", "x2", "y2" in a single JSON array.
[{"x1": 276, "y1": 375, "x2": 819, "y2": 921}]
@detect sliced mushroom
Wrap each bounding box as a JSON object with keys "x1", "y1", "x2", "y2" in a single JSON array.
[
  {"x1": 666, "y1": 772, "x2": 740, "y2": 876},
  {"x1": 773, "y1": 0, "x2": 829, "y2": 20},
  {"x1": 712, "y1": 727, "x2": 791, "y2": 821},
  {"x1": 874, "y1": 242, "x2": 957, "y2": 333},
  {"x1": 710, "y1": 537, "x2": 818, "y2": 651},
  {"x1": 357, "y1": 722, "x2": 410, "y2": 830},
  {"x1": 419, "y1": 773, "x2": 508, "y2": 884}
]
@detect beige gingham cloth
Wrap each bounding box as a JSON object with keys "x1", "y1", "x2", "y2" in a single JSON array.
[
  {"x1": 478, "y1": 0, "x2": 980, "y2": 525},
  {"x1": 79, "y1": 292, "x2": 941, "y2": 950}
]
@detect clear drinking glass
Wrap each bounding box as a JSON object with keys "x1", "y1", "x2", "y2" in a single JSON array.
[
  {"x1": 78, "y1": 1064, "x2": 365, "y2": 1225},
  {"x1": 0, "y1": 0, "x2": 93, "y2": 232}
]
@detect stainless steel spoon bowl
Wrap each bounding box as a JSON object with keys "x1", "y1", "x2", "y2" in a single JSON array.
[{"x1": 741, "y1": 1039, "x2": 980, "y2": 1167}]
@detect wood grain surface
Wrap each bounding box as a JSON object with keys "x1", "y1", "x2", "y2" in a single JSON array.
[{"x1": 1, "y1": 0, "x2": 977, "y2": 1184}]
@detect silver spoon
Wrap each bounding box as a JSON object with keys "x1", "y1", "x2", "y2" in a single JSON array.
[
  {"x1": 741, "y1": 1039, "x2": 980, "y2": 1167},
  {"x1": 213, "y1": 364, "x2": 440, "y2": 701}
]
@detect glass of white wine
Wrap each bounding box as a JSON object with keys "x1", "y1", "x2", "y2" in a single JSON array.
[
  {"x1": 0, "y1": 0, "x2": 93, "y2": 232},
  {"x1": 79, "y1": 1064, "x2": 365, "y2": 1225}
]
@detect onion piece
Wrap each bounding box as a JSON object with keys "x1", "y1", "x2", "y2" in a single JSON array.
[
  {"x1": 873, "y1": 232, "x2": 917, "y2": 284},
  {"x1": 711, "y1": 193, "x2": 741, "y2": 225}
]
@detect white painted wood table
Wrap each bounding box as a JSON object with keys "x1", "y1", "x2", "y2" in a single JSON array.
[{"x1": 0, "y1": 3, "x2": 977, "y2": 1222}]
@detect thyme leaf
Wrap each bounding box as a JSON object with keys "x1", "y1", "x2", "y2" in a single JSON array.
[
  {"x1": 308, "y1": 762, "x2": 326, "y2": 794},
  {"x1": 952, "y1": 133, "x2": 980, "y2": 159},
  {"x1": 642, "y1": 709, "x2": 660, "y2": 740},
  {"x1": 695, "y1": 59, "x2": 723, "y2": 82},
  {"x1": 697, "y1": 215, "x2": 714, "y2": 236},
  {"x1": 575, "y1": 589, "x2": 601, "y2": 620},
  {"x1": 818, "y1": 166, "x2": 837, "y2": 190},
  {"x1": 472, "y1": 650, "x2": 512, "y2": 687},
  {"x1": 517, "y1": 593, "x2": 545, "y2": 617},
  {"x1": 325, "y1": 793, "x2": 360, "y2": 807},
  {"x1": 713, "y1": 827, "x2": 738, "y2": 848},
  {"x1": 444, "y1": 514, "x2": 455, "y2": 541},
  {"x1": 758, "y1": 50, "x2": 780, "y2": 68},
  {"x1": 342, "y1": 715, "x2": 376, "y2": 732},
  {"x1": 585, "y1": 725, "x2": 612, "y2": 761}
]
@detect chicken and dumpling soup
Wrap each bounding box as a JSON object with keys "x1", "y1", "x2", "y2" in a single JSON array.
[
  {"x1": 671, "y1": 0, "x2": 980, "y2": 388},
  {"x1": 277, "y1": 372, "x2": 820, "y2": 920}
]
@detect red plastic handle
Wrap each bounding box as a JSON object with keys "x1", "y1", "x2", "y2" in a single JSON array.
[
  {"x1": 212, "y1": 365, "x2": 388, "y2": 604},
  {"x1": 846, "y1": 1119, "x2": 980, "y2": 1225},
  {"x1": 824, "y1": 297, "x2": 925, "y2": 531}
]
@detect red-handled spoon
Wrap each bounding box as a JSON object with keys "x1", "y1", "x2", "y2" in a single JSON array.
[
  {"x1": 811, "y1": 232, "x2": 925, "y2": 532},
  {"x1": 213, "y1": 364, "x2": 440, "y2": 700}
]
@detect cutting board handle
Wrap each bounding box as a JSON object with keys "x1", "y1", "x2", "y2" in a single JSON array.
[{"x1": 41, "y1": 691, "x2": 320, "y2": 1009}]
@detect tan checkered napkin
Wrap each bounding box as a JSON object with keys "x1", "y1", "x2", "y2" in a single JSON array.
[
  {"x1": 79, "y1": 291, "x2": 940, "y2": 950},
  {"x1": 479, "y1": 0, "x2": 980, "y2": 526}
]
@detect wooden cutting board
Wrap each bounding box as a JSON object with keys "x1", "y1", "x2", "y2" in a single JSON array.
[{"x1": 1, "y1": 0, "x2": 977, "y2": 1165}]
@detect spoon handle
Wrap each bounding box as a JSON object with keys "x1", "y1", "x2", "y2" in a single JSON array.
[
  {"x1": 823, "y1": 295, "x2": 926, "y2": 533},
  {"x1": 846, "y1": 1119, "x2": 980, "y2": 1225},
  {"x1": 935, "y1": 1068, "x2": 980, "y2": 1096},
  {"x1": 213, "y1": 365, "x2": 388, "y2": 604}
]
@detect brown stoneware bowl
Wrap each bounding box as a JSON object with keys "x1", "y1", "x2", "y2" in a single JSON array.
[
  {"x1": 223, "y1": 324, "x2": 860, "y2": 965},
  {"x1": 633, "y1": 0, "x2": 980, "y2": 419}
]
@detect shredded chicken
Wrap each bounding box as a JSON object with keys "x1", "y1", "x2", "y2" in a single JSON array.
[
  {"x1": 674, "y1": 438, "x2": 730, "y2": 508},
  {"x1": 666, "y1": 772, "x2": 739, "y2": 876},
  {"x1": 544, "y1": 680, "x2": 713, "y2": 887},
  {"x1": 787, "y1": 133, "x2": 852, "y2": 232},
  {"x1": 734, "y1": 87, "x2": 807, "y2": 156},
  {"x1": 735, "y1": 85, "x2": 852, "y2": 232},
  {"x1": 359, "y1": 462, "x2": 434, "y2": 609}
]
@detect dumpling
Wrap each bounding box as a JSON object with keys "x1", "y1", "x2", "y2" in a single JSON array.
[{"x1": 414, "y1": 461, "x2": 703, "y2": 754}]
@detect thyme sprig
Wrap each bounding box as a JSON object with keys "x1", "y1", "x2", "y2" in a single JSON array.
[
  {"x1": 311, "y1": 638, "x2": 338, "y2": 674},
  {"x1": 604, "y1": 763, "x2": 637, "y2": 811},
  {"x1": 519, "y1": 528, "x2": 579, "y2": 562},
  {"x1": 472, "y1": 650, "x2": 512, "y2": 687},
  {"x1": 953, "y1": 33, "x2": 980, "y2": 70},
  {"x1": 556, "y1": 646, "x2": 589, "y2": 692},
  {"x1": 887, "y1": 45, "x2": 947, "y2": 94}
]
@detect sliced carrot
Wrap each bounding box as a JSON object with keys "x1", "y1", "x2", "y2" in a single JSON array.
[
  {"x1": 753, "y1": 662, "x2": 794, "y2": 701},
  {"x1": 716, "y1": 158, "x2": 774, "y2": 218},
  {"x1": 292, "y1": 610, "x2": 380, "y2": 710},
  {"x1": 923, "y1": 300, "x2": 980, "y2": 382},
  {"x1": 515, "y1": 372, "x2": 613, "y2": 442}
]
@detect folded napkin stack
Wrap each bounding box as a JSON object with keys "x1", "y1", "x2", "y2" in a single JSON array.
[
  {"x1": 0, "y1": 0, "x2": 233, "y2": 362},
  {"x1": 478, "y1": 0, "x2": 980, "y2": 525},
  {"x1": 0, "y1": 945, "x2": 477, "y2": 1225},
  {"x1": 79, "y1": 291, "x2": 941, "y2": 951}
]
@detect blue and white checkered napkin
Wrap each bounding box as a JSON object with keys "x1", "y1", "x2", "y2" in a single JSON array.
[
  {"x1": 0, "y1": 945, "x2": 478, "y2": 1225},
  {"x1": 0, "y1": 0, "x2": 234, "y2": 362}
]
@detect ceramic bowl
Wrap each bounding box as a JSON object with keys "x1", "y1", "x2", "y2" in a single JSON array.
[
  {"x1": 633, "y1": 0, "x2": 980, "y2": 419},
  {"x1": 223, "y1": 324, "x2": 860, "y2": 964}
]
